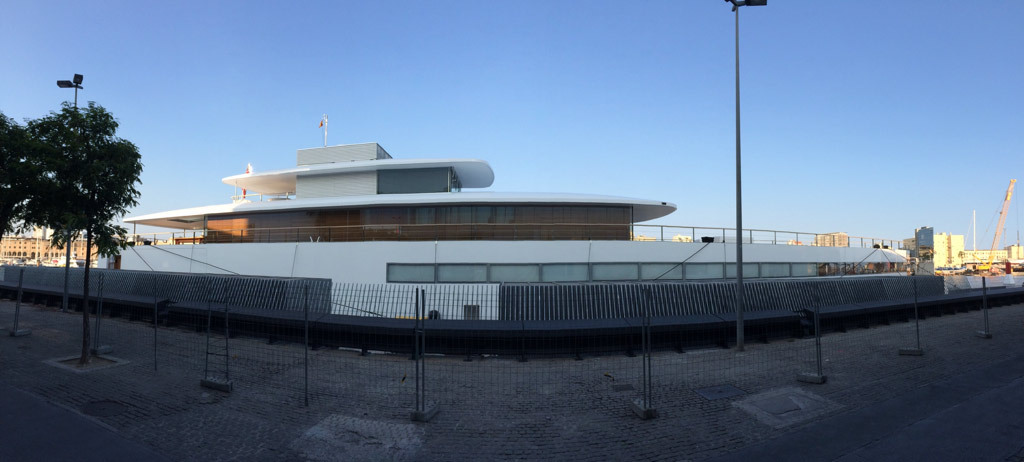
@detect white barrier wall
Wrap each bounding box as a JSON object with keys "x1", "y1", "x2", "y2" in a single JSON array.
[{"x1": 120, "y1": 240, "x2": 907, "y2": 285}]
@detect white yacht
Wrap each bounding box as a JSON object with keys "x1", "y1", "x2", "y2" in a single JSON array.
[{"x1": 122, "y1": 142, "x2": 907, "y2": 285}]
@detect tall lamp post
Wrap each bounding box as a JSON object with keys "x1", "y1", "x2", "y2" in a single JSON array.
[
  {"x1": 57, "y1": 73, "x2": 83, "y2": 313},
  {"x1": 726, "y1": 0, "x2": 765, "y2": 351}
]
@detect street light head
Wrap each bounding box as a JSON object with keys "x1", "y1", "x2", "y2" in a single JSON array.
[
  {"x1": 73, "y1": 74, "x2": 84, "y2": 85},
  {"x1": 57, "y1": 80, "x2": 73, "y2": 88},
  {"x1": 746, "y1": 0, "x2": 767, "y2": 5}
]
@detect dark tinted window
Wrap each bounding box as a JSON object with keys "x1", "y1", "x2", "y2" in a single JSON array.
[{"x1": 377, "y1": 168, "x2": 451, "y2": 194}]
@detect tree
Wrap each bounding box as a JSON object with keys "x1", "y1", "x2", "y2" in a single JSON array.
[
  {"x1": 29, "y1": 102, "x2": 143, "y2": 364},
  {"x1": 0, "y1": 112, "x2": 42, "y2": 246}
]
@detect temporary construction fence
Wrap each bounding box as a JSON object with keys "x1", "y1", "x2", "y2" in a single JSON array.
[{"x1": 1, "y1": 266, "x2": 1023, "y2": 423}]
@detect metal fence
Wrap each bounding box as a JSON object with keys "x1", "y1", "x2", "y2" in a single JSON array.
[{"x1": 1, "y1": 267, "x2": 1021, "y2": 426}]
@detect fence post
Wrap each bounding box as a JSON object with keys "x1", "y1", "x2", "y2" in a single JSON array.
[
  {"x1": 899, "y1": 276, "x2": 924, "y2": 355},
  {"x1": 90, "y1": 273, "x2": 111, "y2": 354},
  {"x1": 632, "y1": 287, "x2": 657, "y2": 419},
  {"x1": 303, "y1": 283, "x2": 309, "y2": 407},
  {"x1": 798, "y1": 284, "x2": 827, "y2": 384},
  {"x1": 411, "y1": 288, "x2": 437, "y2": 422},
  {"x1": 153, "y1": 275, "x2": 159, "y2": 371},
  {"x1": 10, "y1": 268, "x2": 30, "y2": 337},
  {"x1": 201, "y1": 278, "x2": 233, "y2": 392},
  {"x1": 976, "y1": 277, "x2": 992, "y2": 339}
]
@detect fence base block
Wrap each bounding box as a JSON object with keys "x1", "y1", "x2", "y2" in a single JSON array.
[
  {"x1": 631, "y1": 399, "x2": 658, "y2": 420},
  {"x1": 898, "y1": 348, "x2": 924, "y2": 356},
  {"x1": 410, "y1": 408, "x2": 438, "y2": 423},
  {"x1": 9, "y1": 329, "x2": 31, "y2": 337},
  {"x1": 975, "y1": 331, "x2": 992, "y2": 339},
  {"x1": 90, "y1": 345, "x2": 113, "y2": 355},
  {"x1": 797, "y1": 373, "x2": 827, "y2": 384},
  {"x1": 200, "y1": 378, "x2": 234, "y2": 393}
]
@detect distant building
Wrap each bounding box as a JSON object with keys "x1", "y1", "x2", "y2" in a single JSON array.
[
  {"x1": 1, "y1": 234, "x2": 97, "y2": 264},
  {"x1": 905, "y1": 227, "x2": 966, "y2": 273},
  {"x1": 814, "y1": 232, "x2": 849, "y2": 247},
  {"x1": 932, "y1": 233, "x2": 964, "y2": 268},
  {"x1": 1008, "y1": 244, "x2": 1024, "y2": 261}
]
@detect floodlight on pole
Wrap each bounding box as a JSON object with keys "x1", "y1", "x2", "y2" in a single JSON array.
[
  {"x1": 725, "y1": 0, "x2": 765, "y2": 352},
  {"x1": 56, "y1": 73, "x2": 83, "y2": 313}
]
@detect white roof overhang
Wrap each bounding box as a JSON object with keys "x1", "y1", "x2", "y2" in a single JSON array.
[
  {"x1": 125, "y1": 192, "x2": 677, "y2": 230},
  {"x1": 221, "y1": 159, "x2": 495, "y2": 195}
]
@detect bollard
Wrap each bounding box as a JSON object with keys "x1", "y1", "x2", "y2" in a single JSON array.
[
  {"x1": 976, "y1": 277, "x2": 992, "y2": 339},
  {"x1": 90, "y1": 273, "x2": 111, "y2": 354},
  {"x1": 900, "y1": 276, "x2": 924, "y2": 356},
  {"x1": 798, "y1": 287, "x2": 827, "y2": 384},
  {"x1": 10, "y1": 268, "x2": 30, "y2": 337}
]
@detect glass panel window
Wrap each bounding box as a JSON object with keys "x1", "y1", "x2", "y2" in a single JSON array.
[
  {"x1": 686, "y1": 263, "x2": 724, "y2": 280},
  {"x1": 791, "y1": 263, "x2": 817, "y2": 277},
  {"x1": 387, "y1": 264, "x2": 435, "y2": 283},
  {"x1": 591, "y1": 263, "x2": 639, "y2": 281},
  {"x1": 377, "y1": 168, "x2": 451, "y2": 194},
  {"x1": 761, "y1": 263, "x2": 791, "y2": 278},
  {"x1": 489, "y1": 264, "x2": 541, "y2": 283},
  {"x1": 641, "y1": 263, "x2": 683, "y2": 280},
  {"x1": 725, "y1": 263, "x2": 759, "y2": 278},
  {"x1": 541, "y1": 263, "x2": 589, "y2": 282},
  {"x1": 437, "y1": 264, "x2": 488, "y2": 282}
]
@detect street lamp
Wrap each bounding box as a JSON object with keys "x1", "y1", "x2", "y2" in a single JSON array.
[
  {"x1": 57, "y1": 73, "x2": 83, "y2": 313},
  {"x1": 726, "y1": 0, "x2": 765, "y2": 351}
]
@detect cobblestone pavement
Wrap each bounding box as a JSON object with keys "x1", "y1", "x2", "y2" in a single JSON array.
[{"x1": 0, "y1": 298, "x2": 1022, "y2": 461}]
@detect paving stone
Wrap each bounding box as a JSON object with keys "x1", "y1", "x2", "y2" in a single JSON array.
[{"x1": 0, "y1": 298, "x2": 1022, "y2": 460}]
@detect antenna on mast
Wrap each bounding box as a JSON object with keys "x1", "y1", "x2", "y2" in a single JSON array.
[{"x1": 320, "y1": 114, "x2": 328, "y2": 147}]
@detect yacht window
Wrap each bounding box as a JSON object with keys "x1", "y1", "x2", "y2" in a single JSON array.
[
  {"x1": 640, "y1": 263, "x2": 683, "y2": 280},
  {"x1": 541, "y1": 264, "x2": 589, "y2": 282},
  {"x1": 386, "y1": 264, "x2": 435, "y2": 283},
  {"x1": 760, "y1": 263, "x2": 791, "y2": 278},
  {"x1": 592, "y1": 263, "x2": 639, "y2": 281},
  {"x1": 791, "y1": 263, "x2": 817, "y2": 277},
  {"x1": 686, "y1": 263, "x2": 724, "y2": 280},
  {"x1": 437, "y1": 264, "x2": 488, "y2": 283},
  {"x1": 725, "y1": 263, "x2": 759, "y2": 278},
  {"x1": 377, "y1": 168, "x2": 451, "y2": 194},
  {"x1": 489, "y1": 264, "x2": 541, "y2": 283}
]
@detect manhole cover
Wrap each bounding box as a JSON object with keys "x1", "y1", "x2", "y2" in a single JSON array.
[
  {"x1": 695, "y1": 384, "x2": 746, "y2": 401},
  {"x1": 81, "y1": 400, "x2": 126, "y2": 417},
  {"x1": 755, "y1": 395, "x2": 802, "y2": 415},
  {"x1": 733, "y1": 387, "x2": 843, "y2": 429}
]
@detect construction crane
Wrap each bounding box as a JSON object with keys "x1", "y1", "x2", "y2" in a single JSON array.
[{"x1": 978, "y1": 179, "x2": 1016, "y2": 272}]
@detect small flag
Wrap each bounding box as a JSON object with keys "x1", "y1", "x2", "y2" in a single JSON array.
[
  {"x1": 242, "y1": 163, "x2": 252, "y2": 198},
  {"x1": 319, "y1": 120, "x2": 323, "y2": 128}
]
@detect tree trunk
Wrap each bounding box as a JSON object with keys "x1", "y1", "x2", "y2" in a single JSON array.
[{"x1": 79, "y1": 228, "x2": 92, "y2": 365}]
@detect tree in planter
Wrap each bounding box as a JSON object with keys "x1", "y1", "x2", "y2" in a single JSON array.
[
  {"x1": 30, "y1": 102, "x2": 142, "y2": 364},
  {"x1": 0, "y1": 112, "x2": 44, "y2": 246}
]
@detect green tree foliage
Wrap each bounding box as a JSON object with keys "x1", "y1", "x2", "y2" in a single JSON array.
[
  {"x1": 28, "y1": 102, "x2": 143, "y2": 364},
  {"x1": 0, "y1": 112, "x2": 41, "y2": 245}
]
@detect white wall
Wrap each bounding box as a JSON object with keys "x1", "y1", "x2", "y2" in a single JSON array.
[{"x1": 120, "y1": 240, "x2": 907, "y2": 285}]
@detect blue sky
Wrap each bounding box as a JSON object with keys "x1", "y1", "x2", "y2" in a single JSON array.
[{"x1": 2, "y1": 1, "x2": 1022, "y2": 246}]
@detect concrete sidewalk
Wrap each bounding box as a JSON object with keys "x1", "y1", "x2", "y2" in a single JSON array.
[
  {"x1": 711, "y1": 353, "x2": 1024, "y2": 462},
  {"x1": 0, "y1": 382, "x2": 169, "y2": 462}
]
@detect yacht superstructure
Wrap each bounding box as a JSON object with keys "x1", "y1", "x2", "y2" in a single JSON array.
[{"x1": 123, "y1": 143, "x2": 906, "y2": 284}]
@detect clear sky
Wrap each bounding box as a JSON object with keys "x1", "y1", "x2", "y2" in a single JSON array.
[{"x1": 2, "y1": 1, "x2": 1022, "y2": 247}]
